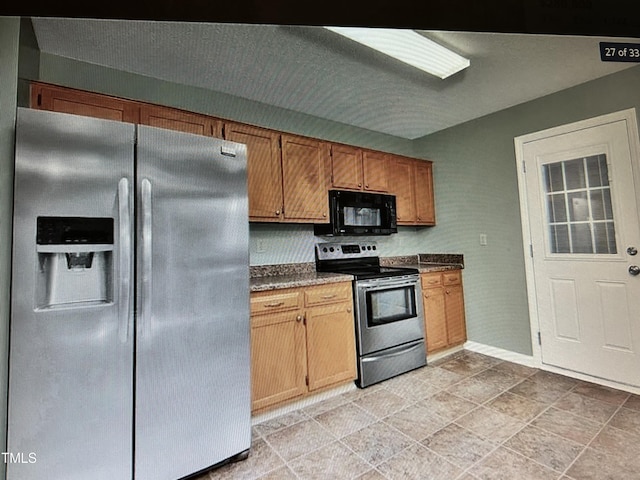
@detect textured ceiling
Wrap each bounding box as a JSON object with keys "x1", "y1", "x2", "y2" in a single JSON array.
[{"x1": 31, "y1": 18, "x2": 639, "y2": 139}]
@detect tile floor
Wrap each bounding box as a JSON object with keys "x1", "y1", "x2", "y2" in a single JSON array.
[{"x1": 202, "y1": 351, "x2": 640, "y2": 479}]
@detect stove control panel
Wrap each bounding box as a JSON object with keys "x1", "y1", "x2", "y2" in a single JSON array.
[{"x1": 315, "y1": 241, "x2": 378, "y2": 261}]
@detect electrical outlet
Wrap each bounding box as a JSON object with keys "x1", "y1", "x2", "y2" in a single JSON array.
[{"x1": 479, "y1": 234, "x2": 488, "y2": 246}]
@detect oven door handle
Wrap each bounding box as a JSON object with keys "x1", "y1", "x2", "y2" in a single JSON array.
[
  {"x1": 358, "y1": 277, "x2": 419, "y2": 290},
  {"x1": 361, "y1": 341, "x2": 425, "y2": 362}
]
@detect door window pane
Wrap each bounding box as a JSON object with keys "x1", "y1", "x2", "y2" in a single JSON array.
[{"x1": 542, "y1": 154, "x2": 617, "y2": 254}]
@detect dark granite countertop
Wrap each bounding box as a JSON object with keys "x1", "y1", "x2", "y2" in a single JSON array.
[
  {"x1": 249, "y1": 263, "x2": 353, "y2": 292},
  {"x1": 250, "y1": 254, "x2": 464, "y2": 292},
  {"x1": 381, "y1": 253, "x2": 464, "y2": 274}
]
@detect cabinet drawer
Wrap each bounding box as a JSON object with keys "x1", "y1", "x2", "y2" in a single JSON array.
[
  {"x1": 442, "y1": 271, "x2": 461, "y2": 286},
  {"x1": 251, "y1": 291, "x2": 301, "y2": 315},
  {"x1": 305, "y1": 283, "x2": 352, "y2": 307},
  {"x1": 421, "y1": 273, "x2": 443, "y2": 287}
]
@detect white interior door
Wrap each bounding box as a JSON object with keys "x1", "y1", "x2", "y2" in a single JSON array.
[{"x1": 518, "y1": 109, "x2": 640, "y2": 387}]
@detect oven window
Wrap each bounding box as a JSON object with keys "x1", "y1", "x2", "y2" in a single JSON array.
[
  {"x1": 366, "y1": 286, "x2": 416, "y2": 326},
  {"x1": 343, "y1": 206, "x2": 381, "y2": 227}
]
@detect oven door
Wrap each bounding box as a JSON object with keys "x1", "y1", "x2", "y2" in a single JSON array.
[{"x1": 354, "y1": 275, "x2": 425, "y2": 355}]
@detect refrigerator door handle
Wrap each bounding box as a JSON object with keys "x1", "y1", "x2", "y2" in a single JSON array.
[
  {"x1": 140, "y1": 178, "x2": 153, "y2": 337},
  {"x1": 118, "y1": 177, "x2": 132, "y2": 343}
]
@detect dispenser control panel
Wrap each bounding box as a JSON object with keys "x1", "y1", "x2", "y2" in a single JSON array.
[{"x1": 37, "y1": 217, "x2": 114, "y2": 245}]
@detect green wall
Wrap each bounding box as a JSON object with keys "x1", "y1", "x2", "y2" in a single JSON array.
[
  {"x1": 413, "y1": 64, "x2": 640, "y2": 356},
  {"x1": 0, "y1": 16, "x2": 20, "y2": 479}
]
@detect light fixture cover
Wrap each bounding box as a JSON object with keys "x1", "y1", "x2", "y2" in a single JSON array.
[{"x1": 325, "y1": 27, "x2": 470, "y2": 79}]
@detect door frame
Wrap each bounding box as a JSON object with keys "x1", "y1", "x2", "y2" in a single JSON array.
[{"x1": 514, "y1": 108, "x2": 640, "y2": 388}]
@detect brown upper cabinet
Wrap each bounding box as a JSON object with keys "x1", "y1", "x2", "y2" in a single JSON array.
[
  {"x1": 281, "y1": 134, "x2": 330, "y2": 223},
  {"x1": 224, "y1": 125, "x2": 330, "y2": 223},
  {"x1": 224, "y1": 122, "x2": 284, "y2": 221},
  {"x1": 29, "y1": 82, "x2": 434, "y2": 226},
  {"x1": 139, "y1": 104, "x2": 223, "y2": 137},
  {"x1": 330, "y1": 144, "x2": 390, "y2": 193},
  {"x1": 31, "y1": 82, "x2": 140, "y2": 123},
  {"x1": 391, "y1": 155, "x2": 436, "y2": 226}
]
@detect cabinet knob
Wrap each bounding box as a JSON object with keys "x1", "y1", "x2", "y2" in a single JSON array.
[
  {"x1": 358, "y1": 183, "x2": 362, "y2": 187},
  {"x1": 275, "y1": 210, "x2": 281, "y2": 216},
  {"x1": 296, "y1": 315, "x2": 303, "y2": 322},
  {"x1": 323, "y1": 212, "x2": 327, "y2": 217},
  {"x1": 346, "y1": 307, "x2": 352, "y2": 313},
  {"x1": 365, "y1": 184, "x2": 369, "y2": 188},
  {"x1": 445, "y1": 290, "x2": 451, "y2": 295}
]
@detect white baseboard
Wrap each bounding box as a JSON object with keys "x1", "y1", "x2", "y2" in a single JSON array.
[
  {"x1": 464, "y1": 341, "x2": 640, "y2": 395},
  {"x1": 463, "y1": 341, "x2": 537, "y2": 367},
  {"x1": 251, "y1": 382, "x2": 357, "y2": 425},
  {"x1": 426, "y1": 345, "x2": 464, "y2": 363}
]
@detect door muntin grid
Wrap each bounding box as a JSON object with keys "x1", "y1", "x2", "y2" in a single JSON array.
[{"x1": 543, "y1": 154, "x2": 617, "y2": 255}]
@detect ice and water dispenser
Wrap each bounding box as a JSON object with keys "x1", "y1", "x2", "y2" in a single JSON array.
[{"x1": 36, "y1": 217, "x2": 114, "y2": 309}]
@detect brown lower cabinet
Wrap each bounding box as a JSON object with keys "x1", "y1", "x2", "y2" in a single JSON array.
[
  {"x1": 421, "y1": 270, "x2": 467, "y2": 354},
  {"x1": 250, "y1": 282, "x2": 357, "y2": 413}
]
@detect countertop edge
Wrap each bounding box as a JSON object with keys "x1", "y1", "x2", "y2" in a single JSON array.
[
  {"x1": 250, "y1": 272, "x2": 354, "y2": 292},
  {"x1": 249, "y1": 261, "x2": 464, "y2": 292}
]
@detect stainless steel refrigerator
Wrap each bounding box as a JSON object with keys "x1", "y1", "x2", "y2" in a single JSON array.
[{"x1": 8, "y1": 108, "x2": 251, "y2": 480}]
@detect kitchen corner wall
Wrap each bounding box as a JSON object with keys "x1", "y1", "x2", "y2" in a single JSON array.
[
  {"x1": 412, "y1": 64, "x2": 640, "y2": 357},
  {"x1": 0, "y1": 16, "x2": 20, "y2": 479}
]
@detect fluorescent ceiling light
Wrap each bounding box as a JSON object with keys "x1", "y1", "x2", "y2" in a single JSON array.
[{"x1": 325, "y1": 27, "x2": 470, "y2": 79}]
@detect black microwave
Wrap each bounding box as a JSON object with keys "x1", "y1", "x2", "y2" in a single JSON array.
[{"x1": 314, "y1": 190, "x2": 398, "y2": 236}]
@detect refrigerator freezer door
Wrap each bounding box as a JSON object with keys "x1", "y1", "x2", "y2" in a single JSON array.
[
  {"x1": 135, "y1": 126, "x2": 250, "y2": 479},
  {"x1": 8, "y1": 108, "x2": 135, "y2": 480}
]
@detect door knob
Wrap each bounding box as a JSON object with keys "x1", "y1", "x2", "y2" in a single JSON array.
[
  {"x1": 627, "y1": 246, "x2": 638, "y2": 256},
  {"x1": 629, "y1": 265, "x2": 640, "y2": 276}
]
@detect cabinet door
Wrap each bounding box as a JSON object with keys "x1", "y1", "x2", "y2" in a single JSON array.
[
  {"x1": 331, "y1": 144, "x2": 363, "y2": 190},
  {"x1": 31, "y1": 82, "x2": 139, "y2": 123},
  {"x1": 251, "y1": 312, "x2": 307, "y2": 412},
  {"x1": 445, "y1": 284, "x2": 467, "y2": 346},
  {"x1": 305, "y1": 302, "x2": 357, "y2": 391},
  {"x1": 362, "y1": 150, "x2": 390, "y2": 192},
  {"x1": 392, "y1": 156, "x2": 417, "y2": 224},
  {"x1": 139, "y1": 104, "x2": 222, "y2": 137},
  {"x1": 415, "y1": 161, "x2": 436, "y2": 225},
  {"x1": 225, "y1": 123, "x2": 283, "y2": 221},
  {"x1": 423, "y1": 287, "x2": 448, "y2": 352},
  {"x1": 281, "y1": 134, "x2": 330, "y2": 222}
]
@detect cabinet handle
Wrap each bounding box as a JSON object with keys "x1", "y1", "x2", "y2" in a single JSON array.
[
  {"x1": 296, "y1": 315, "x2": 304, "y2": 322},
  {"x1": 264, "y1": 301, "x2": 284, "y2": 308},
  {"x1": 321, "y1": 294, "x2": 337, "y2": 299}
]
